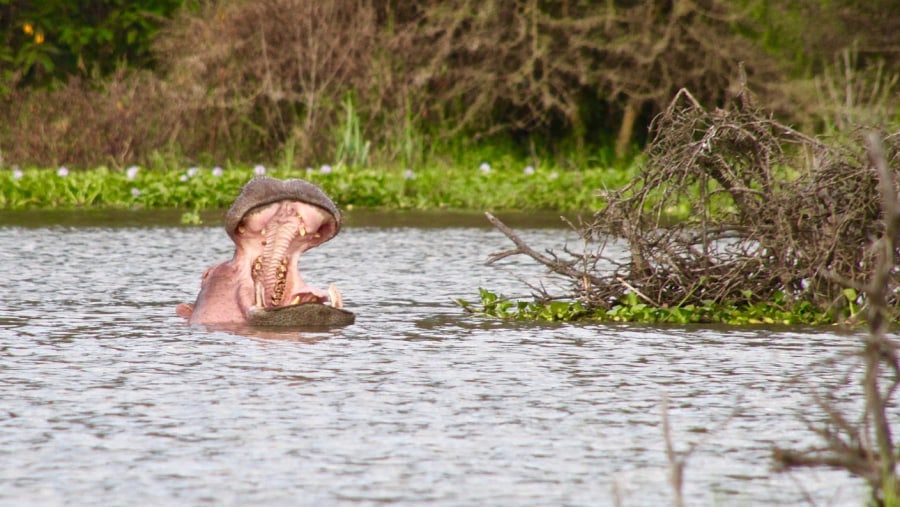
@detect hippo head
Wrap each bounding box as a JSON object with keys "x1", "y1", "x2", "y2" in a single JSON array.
[{"x1": 176, "y1": 177, "x2": 355, "y2": 328}]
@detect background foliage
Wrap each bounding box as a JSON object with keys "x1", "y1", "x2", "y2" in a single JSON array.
[
  {"x1": 0, "y1": 0, "x2": 185, "y2": 90},
  {"x1": 0, "y1": 0, "x2": 897, "y2": 169}
]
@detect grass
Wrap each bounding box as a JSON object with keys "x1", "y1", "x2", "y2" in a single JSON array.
[{"x1": 0, "y1": 158, "x2": 640, "y2": 213}]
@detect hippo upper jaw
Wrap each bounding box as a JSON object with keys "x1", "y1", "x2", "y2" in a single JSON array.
[
  {"x1": 234, "y1": 199, "x2": 338, "y2": 310},
  {"x1": 178, "y1": 177, "x2": 354, "y2": 328}
]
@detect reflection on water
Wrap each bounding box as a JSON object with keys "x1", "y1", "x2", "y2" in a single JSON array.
[{"x1": 0, "y1": 212, "x2": 872, "y2": 506}]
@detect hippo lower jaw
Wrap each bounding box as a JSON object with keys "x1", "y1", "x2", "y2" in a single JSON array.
[
  {"x1": 252, "y1": 282, "x2": 344, "y2": 312},
  {"x1": 248, "y1": 301, "x2": 355, "y2": 328},
  {"x1": 246, "y1": 283, "x2": 354, "y2": 328}
]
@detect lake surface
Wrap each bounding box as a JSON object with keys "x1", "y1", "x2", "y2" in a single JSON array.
[{"x1": 0, "y1": 210, "x2": 874, "y2": 506}]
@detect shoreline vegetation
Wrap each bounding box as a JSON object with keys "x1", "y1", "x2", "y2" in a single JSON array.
[{"x1": 0, "y1": 160, "x2": 636, "y2": 215}]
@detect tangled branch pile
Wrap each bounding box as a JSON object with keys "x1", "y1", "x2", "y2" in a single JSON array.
[{"x1": 493, "y1": 82, "x2": 900, "y2": 318}]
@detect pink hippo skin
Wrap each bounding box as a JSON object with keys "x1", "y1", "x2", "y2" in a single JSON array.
[{"x1": 176, "y1": 177, "x2": 354, "y2": 328}]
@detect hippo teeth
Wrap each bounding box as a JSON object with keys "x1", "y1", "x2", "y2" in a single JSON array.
[
  {"x1": 285, "y1": 284, "x2": 342, "y2": 309},
  {"x1": 254, "y1": 278, "x2": 265, "y2": 308},
  {"x1": 328, "y1": 284, "x2": 343, "y2": 309},
  {"x1": 246, "y1": 208, "x2": 340, "y2": 310},
  {"x1": 252, "y1": 256, "x2": 265, "y2": 307},
  {"x1": 271, "y1": 257, "x2": 288, "y2": 305}
]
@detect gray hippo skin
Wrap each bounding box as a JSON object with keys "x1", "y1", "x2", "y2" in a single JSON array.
[{"x1": 176, "y1": 177, "x2": 355, "y2": 328}]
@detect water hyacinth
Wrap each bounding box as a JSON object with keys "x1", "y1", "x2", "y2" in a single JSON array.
[
  {"x1": 253, "y1": 164, "x2": 266, "y2": 176},
  {"x1": 0, "y1": 160, "x2": 624, "y2": 212},
  {"x1": 57, "y1": 166, "x2": 69, "y2": 177},
  {"x1": 479, "y1": 162, "x2": 491, "y2": 174}
]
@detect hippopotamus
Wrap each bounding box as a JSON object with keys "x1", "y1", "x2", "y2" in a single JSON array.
[{"x1": 176, "y1": 176, "x2": 355, "y2": 328}]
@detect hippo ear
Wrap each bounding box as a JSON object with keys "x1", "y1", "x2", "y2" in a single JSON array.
[{"x1": 176, "y1": 303, "x2": 194, "y2": 319}]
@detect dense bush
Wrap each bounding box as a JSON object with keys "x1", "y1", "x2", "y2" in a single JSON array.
[
  {"x1": 154, "y1": 0, "x2": 387, "y2": 163},
  {"x1": 147, "y1": 0, "x2": 788, "y2": 164},
  {"x1": 0, "y1": 69, "x2": 188, "y2": 167},
  {"x1": 0, "y1": 0, "x2": 898, "y2": 168},
  {"x1": 396, "y1": 0, "x2": 780, "y2": 152}
]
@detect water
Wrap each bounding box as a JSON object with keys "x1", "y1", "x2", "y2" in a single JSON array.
[{"x1": 0, "y1": 211, "x2": 874, "y2": 506}]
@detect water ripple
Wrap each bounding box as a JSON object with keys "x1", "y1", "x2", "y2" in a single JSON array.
[{"x1": 0, "y1": 224, "x2": 875, "y2": 506}]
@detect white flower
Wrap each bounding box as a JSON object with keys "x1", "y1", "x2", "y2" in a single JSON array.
[
  {"x1": 253, "y1": 164, "x2": 266, "y2": 176},
  {"x1": 130, "y1": 188, "x2": 141, "y2": 198},
  {"x1": 479, "y1": 162, "x2": 491, "y2": 173},
  {"x1": 549, "y1": 171, "x2": 559, "y2": 180},
  {"x1": 212, "y1": 166, "x2": 223, "y2": 177},
  {"x1": 179, "y1": 174, "x2": 188, "y2": 182},
  {"x1": 57, "y1": 166, "x2": 69, "y2": 177},
  {"x1": 187, "y1": 166, "x2": 199, "y2": 177},
  {"x1": 12, "y1": 167, "x2": 23, "y2": 180},
  {"x1": 126, "y1": 165, "x2": 140, "y2": 180},
  {"x1": 320, "y1": 164, "x2": 332, "y2": 174},
  {"x1": 523, "y1": 165, "x2": 535, "y2": 175},
  {"x1": 404, "y1": 169, "x2": 416, "y2": 180}
]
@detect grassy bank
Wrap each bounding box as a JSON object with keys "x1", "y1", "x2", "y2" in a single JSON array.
[{"x1": 0, "y1": 160, "x2": 637, "y2": 214}]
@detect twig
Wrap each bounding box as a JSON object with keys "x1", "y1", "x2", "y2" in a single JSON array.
[
  {"x1": 662, "y1": 396, "x2": 685, "y2": 507},
  {"x1": 863, "y1": 131, "x2": 898, "y2": 486},
  {"x1": 485, "y1": 212, "x2": 607, "y2": 287},
  {"x1": 615, "y1": 276, "x2": 659, "y2": 307},
  {"x1": 660, "y1": 393, "x2": 744, "y2": 507}
]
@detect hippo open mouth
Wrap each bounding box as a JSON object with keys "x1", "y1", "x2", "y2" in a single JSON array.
[{"x1": 177, "y1": 177, "x2": 355, "y2": 328}]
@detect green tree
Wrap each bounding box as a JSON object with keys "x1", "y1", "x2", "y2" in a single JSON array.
[{"x1": 0, "y1": 0, "x2": 185, "y2": 92}]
